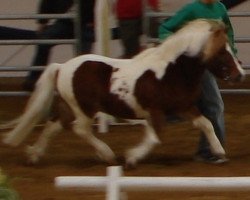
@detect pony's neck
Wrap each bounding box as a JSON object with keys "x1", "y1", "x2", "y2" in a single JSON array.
[
  {"x1": 156, "y1": 28, "x2": 210, "y2": 63},
  {"x1": 162, "y1": 54, "x2": 206, "y2": 89},
  {"x1": 157, "y1": 34, "x2": 190, "y2": 61}
]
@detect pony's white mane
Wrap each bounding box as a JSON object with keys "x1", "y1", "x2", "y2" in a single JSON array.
[
  {"x1": 155, "y1": 19, "x2": 216, "y2": 62},
  {"x1": 131, "y1": 19, "x2": 219, "y2": 80}
]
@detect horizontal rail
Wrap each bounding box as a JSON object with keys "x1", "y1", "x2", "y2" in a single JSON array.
[
  {"x1": 0, "y1": 39, "x2": 76, "y2": 45},
  {"x1": 147, "y1": 37, "x2": 250, "y2": 43},
  {"x1": 0, "y1": 66, "x2": 44, "y2": 71},
  {"x1": 220, "y1": 89, "x2": 250, "y2": 94},
  {"x1": 55, "y1": 166, "x2": 250, "y2": 200},
  {"x1": 145, "y1": 11, "x2": 250, "y2": 18},
  {"x1": 1, "y1": 65, "x2": 250, "y2": 72},
  {"x1": 0, "y1": 91, "x2": 30, "y2": 96},
  {"x1": 0, "y1": 12, "x2": 248, "y2": 21},
  {"x1": 56, "y1": 176, "x2": 250, "y2": 192},
  {"x1": 235, "y1": 37, "x2": 250, "y2": 43},
  {"x1": 0, "y1": 14, "x2": 75, "y2": 20},
  {"x1": 0, "y1": 89, "x2": 250, "y2": 97}
]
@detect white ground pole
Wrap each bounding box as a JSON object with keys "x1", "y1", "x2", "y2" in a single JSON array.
[
  {"x1": 55, "y1": 166, "x2": 250, "y2": 200},
  {"x1": 94, "y1": 0, "x2": 117, "y2": 133}
]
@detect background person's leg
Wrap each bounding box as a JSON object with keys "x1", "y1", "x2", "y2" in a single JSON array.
[
  {"x1": 0, "y1": 26, "x2": 36, "y2": 39},
  {"x1": 118, "y1": 18, "x2": 142, "y2": 58},
  {"x1": 24, "y1": 20, "x2": 74, "y2": 91}
]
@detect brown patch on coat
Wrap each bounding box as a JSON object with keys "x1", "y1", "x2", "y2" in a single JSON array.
[
  {"x1": 134, "y1": 54, "x2": 204, "y2": 120},
  {"x1": 72, "y1": 61, "x2": 136, "y2": 119}
]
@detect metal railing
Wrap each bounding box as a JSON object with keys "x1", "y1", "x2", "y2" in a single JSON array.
[
  {"x1": 1, "y1": 8, "x2": 250, "y2": 96},
  {"x1": 0, "y1": 9, "x2": 80, "y2": 96},
  {"x1": 144, "y1": 11, "x2": 250, "y2": 45},
  {"x1": 0, "y1": 13, "x2": 77, "y2": 45},
  {"x1": 0, "y1": 13, "x2": 75, "y2": 20}
]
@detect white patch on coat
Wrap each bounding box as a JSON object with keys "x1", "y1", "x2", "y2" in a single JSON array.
[{"x1": 225, "y1": 43, "x2": 245, "y2": 77}]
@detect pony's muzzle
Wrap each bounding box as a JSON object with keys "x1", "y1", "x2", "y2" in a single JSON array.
[{"x1": 231, "y1": 72, "x2": 245, "y2": 82}]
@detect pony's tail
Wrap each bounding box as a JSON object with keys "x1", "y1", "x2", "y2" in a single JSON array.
[{"x1": 3, "y1": 63, "x2": 61, "y2": 146}]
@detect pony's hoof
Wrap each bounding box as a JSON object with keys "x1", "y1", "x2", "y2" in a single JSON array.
[
  {"x1": 2, "y1": 134, "x2": 18, "y2": 147},
  {"x1": 125, "y1": 159, "x2": 137, "y2": 170},
  {"x1": 96, "y1": 151, "x2": 116, "y2": 165},
  {"x1": 26, "y1": 146, "x2": 42, "y2": 164}
]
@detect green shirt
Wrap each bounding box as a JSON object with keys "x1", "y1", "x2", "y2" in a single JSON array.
[{"x1": 158, "y1": 0, "x2": 237, "y2": 54}]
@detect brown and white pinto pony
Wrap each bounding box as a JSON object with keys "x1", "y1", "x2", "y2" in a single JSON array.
[{"x1": 2, "y1": 19, "x2": 244, "y2": 167}]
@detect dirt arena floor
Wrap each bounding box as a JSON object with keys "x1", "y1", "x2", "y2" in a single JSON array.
[{"x1": 1, "y1": 78, "x2": 250, "y2": 200}]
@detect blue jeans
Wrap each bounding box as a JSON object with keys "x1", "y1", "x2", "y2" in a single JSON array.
[{"x1": 196, "y1": 70, "x2": 225, "y2": 157}]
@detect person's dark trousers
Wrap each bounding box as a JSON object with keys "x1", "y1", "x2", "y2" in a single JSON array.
[
  {"x1": 24, "y1": 19, "x2": 75, "y2": 91},
  {"x1": 118, "y1": 18, "x2": 142, "y2": 58},
  {"x1": 24, "y1": 19, "x2": 95, "y2": 91},
  {"x1": 25, "y1": 19, "x2": 74, "y2": 86},
  {"x1": 0, "y1": 26, "x2": 36, "y2": 39}
]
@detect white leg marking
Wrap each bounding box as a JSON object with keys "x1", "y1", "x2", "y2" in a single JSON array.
[
  {"x1": 26, "y1": 120, "x2": 63, "y2": 163},
  {"x1": 3, "y1": 115, "x2": 40, "y2": 146},
  {"x1": 73, "y1": 116, "x2": 116, "y2": 164},
  {"x1": 126, "y1": 120, "x2": 161, "y2": 166},
  {"x1": 193, "y1": 115, "x2": 225, "y2": 156}
]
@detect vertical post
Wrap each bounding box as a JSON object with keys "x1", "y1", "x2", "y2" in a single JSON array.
[
  {"x1": 94, "y1": 0, "x2": 111, "y2": 56},
  {"x1": 106, "y1": 166, "x2": 122, "y2": 200},
  {"x1": 74, "y1": 0, "x2": 83, "y2": 55},
  {"x1": 94, "y1": 0, "x2": 112, "y2": 133},
  {"x1": 98, "y1": 112, "x2": 109, "y2": 133},
  {"x1": 142, "y1": 0, "x2": 150, "y2": 47}
]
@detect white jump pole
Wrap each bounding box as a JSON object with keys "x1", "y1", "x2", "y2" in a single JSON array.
[
  {"x1": 94, "y1": 0, "x2": 113, "y2": 133},
  {"x1": 55, "y1": 166, "x2": 250, "y2": 200}
]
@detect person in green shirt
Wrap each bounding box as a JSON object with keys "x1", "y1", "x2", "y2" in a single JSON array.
[{"x1": 159, "y1": 0, "x2": 237, "y2": 164}]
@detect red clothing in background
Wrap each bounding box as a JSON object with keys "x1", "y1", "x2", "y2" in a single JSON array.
[{"x1": 116, "y1": 0, "x2": 158, "y2": 19}]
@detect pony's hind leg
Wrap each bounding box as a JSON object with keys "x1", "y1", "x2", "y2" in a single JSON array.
[
  {"x1": 73, "y1": 115, "x2": 116, "y2": 164},
  {"x1": 26, "y1": 120, "x2": 63, "y2": 163},
  {"x1": 125, "y1": 119, "x2": 161, "y2": 167}
]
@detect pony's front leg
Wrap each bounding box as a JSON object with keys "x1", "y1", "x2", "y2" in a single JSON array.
[
  {"x1": 26, "y1": 120, "x2": 63, "y2": 164},
  {"x1": 192, "y1": 115, "x2": 225, "y2": 157},
  {"x1": 125, "y1": 119, "x2": 161, "y2": 168},
  {"x1": 73, "y1": 115, "x2": 116, "y2": 164}
]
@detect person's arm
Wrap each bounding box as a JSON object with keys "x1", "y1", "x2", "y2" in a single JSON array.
[
  {"x1": 158, "y1": 4, "x2": 193, "y2": 41},
  {"x1": 220, "y1": 4, "x2": 238, "y2": 54}
]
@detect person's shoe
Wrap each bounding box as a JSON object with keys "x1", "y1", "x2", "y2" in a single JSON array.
[{"x1": 194, "y1": 154, "x2": 229, "y2": 164}]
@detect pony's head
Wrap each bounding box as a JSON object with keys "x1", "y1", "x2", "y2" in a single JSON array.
[
  {"x1": 184, "y1": 19, "x2": 245, "y2": 81},
  {"x1": 206, "y1": 43, "x2": 245, "y2": 82},
  {"x1": 197, "y1": 20, "x2": 245, "y2": 82}
]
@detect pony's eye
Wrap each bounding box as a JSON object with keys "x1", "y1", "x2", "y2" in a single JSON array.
[{"x1": 222, "y1": 67, "x2": 227, "y2": 71}]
